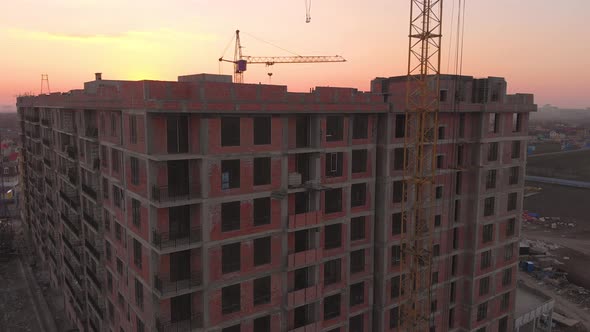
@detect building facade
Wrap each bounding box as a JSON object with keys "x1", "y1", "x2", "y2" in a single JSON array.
[
  {"x1": 371, "y1": 75, "x2": 535, "y2": 331},
  {"x1": 18, "y1": 73, "x2": 535, "y2": 332}
]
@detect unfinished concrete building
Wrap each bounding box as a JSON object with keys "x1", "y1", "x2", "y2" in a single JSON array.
[
  {"x1": 371, "y1": 75, "x2": 535, "y2": 331},
  {"x1": 17, "y1": 72, "x2": 535, "y2": 332}
]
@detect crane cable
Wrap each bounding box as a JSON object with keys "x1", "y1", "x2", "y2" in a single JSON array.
[{"x1": 241, "y1": 31, "x2": 302, "y2": 57}]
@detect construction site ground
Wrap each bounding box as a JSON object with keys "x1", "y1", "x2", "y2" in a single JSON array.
[
  {"x1": 0, "y1": 219, "x2": 63, "y2": 332},
  {"x1": 523, "y1": 181, "x2": 590, "y2": 330}
]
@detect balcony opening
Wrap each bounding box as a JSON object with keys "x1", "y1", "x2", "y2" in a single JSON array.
[
  {"x1": 350, "y1": 183, "x2": 366, "y2": 207},
  {"x1": 170, "y1": 294, "x2": 191, "y2": 323},
  {"x1": 221, "y1": 201, "x2": 240, "y2": 232},
  {"x1": 133, "y1": 239, "x2": 142, "y2": 268},
  {"x1": 435, "y1": 186, "x2": 443, "y2": 199},
  {"x1": 253, "y1": 116, "x2": 271, "y2": 145},
  {"x1": 481, "y1": 250, "x2": 492, "y2": 269},
  {"x1": 325, "y1": 152, "x2": 343, "y2": 177},
  {"x1": 436, "y1": 155, "x2": 444, "y2": 169},
  {"x1": 324, "y1": 188, "x2": 342, "y2": 214},
  {"x1": 169, "y1": 205, "x2": 190, "y2": 240},
  {"x1": 499, "y1": 316, "x2": 508, "y2": 332},
  {"x1": 452, "y1": 112, "x2": 463, "y2": 140},
  {"x1": 221, "y1": 117, "x2": 240, "y2": 147},
  {"x1": 294, "y1": 229, "x2": 315, "y2": 253},
  {"x1": 222, "y1": 324, "x2": 240, "y2": 332},
  {"x1": 170, "y1": 250, "x2": 191, "y2": 282},
  {"x1": 293, "y1": 266, "x2": 315, "y2": 291},
  {"x1": 167, "y1": 116, "x2": 189, "y2": 153},
  {"x1": 221, "y1": 159, "x2": 240, "y2": 190},
  {"x1": 451, "y1": 255, "x2": 457, "y2": 276},
  {"x1": 324, "y1": 223, "x2": 342, "y2": 249},
  {"x1": 395, "y1": 114, "x2": 406, "y2": 138},
  {"x1": 352, "y1": 115, "x2": 368, "y2": 139},
  {"x1": 453, "y1": 228, "x2": 458, "y2": 250},
  {"x1": 253, "y1": 276, "x2": 271, "y2": 305},
  {"x1": 253, "y1": 197, "x2": 271, "y2": 226},
  {"x1": 296, "y1": 153, "x2": 312, "y2": 183},
  {"x1": 349, "y1": 282, "x2": 364, "y2": 307},
  {"x1": 512, "y1": 113, "x2": 522, "y2": 132},
  {"x1": 488, "y1": 142, "x2": 499, "y2": 161},
  {"x1": 253, "y1": 237, "x2": 271, "y2": 266},
  {"x1": 457, "y1": 144, "x2": 464, "y2": 166},
  {"x1": 222, "y1": 242, "x2": 241, "y2": 274},
  {"x1": 391, "y1": 275, "x2": 401, "y2": 299},
  {"x1": 483, "y1": 224, "x2": 493, "y2": 243},
  {"x1": 484, "y1": 197, "x2": 495, "y2": 216},
  {"x1": 439, "y1": 89, "x2": 448, "y2": 102},
  {"x1": 350, "y1": 249, "x2": 365, "y2": 274},
  {"x1": 392, "y1": 180, "x2": 404, "y2": 203},
  {"x1": 130, "y1": 157, "x2": 139, "y2": 185},
  {"x1": 130, "y1": 114, "x2": 137, "y2": 144},
  {"x1": 508, "y1": 192, "x2": 518, "y2": 211},
  {"x1": 326, "y1": 116, "x2": 343, "y2": 142},
  {"x1": 296, "y1": 116, "x2": 311, "y2": 148},
  {"x1": 509, "y1": 166, "x2": 519, "y2": 185},
  {"x1": 456, "y1": 171, "x2": 462, "y2": 195},
  {"x1": 390, "y1": 306, "x2": 400, "y2": 328},
  {"x1": 294, "y1": 303, "x2": 316, "y2": 328},
  {"x1": 479, "y1": 276, "x2": 490, "y2": 296},
  {"x1": 486, "y1": 170, "x2": 497, "y2": 189},
  {"x1": 351, "y1": 149, "x2": 367, "y2": 173},
  {"x1": 253, "y1": 315, "x2": 271, "y2": 332},
  {"x1": 167, "y1": 160, "x2": 190, "y2": 198},
  {"x1": 323, "y1": 293, "x2": 341, "y2": 320},
  {"x1": 506, "y1": 218, "x2": 516, "y2": 236},
  {"x1": 392, "y1": 213, "x2": 404, "y2": 236},
  {"x1": 391, "y1": 245, "x2": 401, "y2": 266},
  {"x1": 448, "y1": 308, "x2": 455, "y2": 328},
  {"x1": 489, "y1": 113, "x2": 498, "y2": 133},
  {"x1": 253, "y1": 157, "x2": 271, "y2": 186},
  {"x1": 434, "y1": 215, "x2": 441, "y2": 227},
  {"x1": 438, "y1": 126, "x2": 445, "y2": 140},
  {"x1": 512, "y1": 140, "x2": 521, "y2": 159},
  {"x1": 221, "y1": 283, "x2": 241, "y2": 314},
  {"x1": 324, "y1": 259, "x2": 341, "y2": 286},
  {"x1": 393, "y1": 148, "x2": 405, "y2": 170},
  {"x1": 349, "y1": 314, "x2": 364, "y2": 332},
  {"x1": 350, "y1": 216, "x2": 365, "y2": 241}
]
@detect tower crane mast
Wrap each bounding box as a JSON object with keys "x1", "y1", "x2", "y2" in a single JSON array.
[
  {"x1": 400, "y1": 0, "x2": 443, "y2": 330},
  {"x1": 219, "y1": 30, "x2": 346, "y2": 83}
]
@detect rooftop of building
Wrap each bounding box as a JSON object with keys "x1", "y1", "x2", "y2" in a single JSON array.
[
  {"x1": 17, "y1": 73, "x2": 387, "y2": 114},
  {"x1": 515, "y1": 283, "x2": 554, "y2": 317}
]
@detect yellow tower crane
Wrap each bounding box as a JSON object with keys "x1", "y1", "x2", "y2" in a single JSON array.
[{"x1": 400, "y1": 0, "x2": 444, "y2": 331}]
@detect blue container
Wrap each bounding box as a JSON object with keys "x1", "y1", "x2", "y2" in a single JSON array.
[
  {"x1": 522, "y1": 261, "x2": 534, "y2": 272},
  {"x1": 237, "y1": 60, "x2": 247, "y2": 72}
]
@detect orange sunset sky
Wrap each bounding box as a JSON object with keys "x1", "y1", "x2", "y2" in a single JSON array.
[{"x1": 0, "y1": 0, "x2": 589, "y2": 111}]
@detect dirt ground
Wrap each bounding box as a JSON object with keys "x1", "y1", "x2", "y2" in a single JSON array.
[
  {"x1": 527, "y1": 150, "x2": 590, "y2": 182},
  {"x1": 524, "y1": 181, "x2": 590, "y2": 290},
  {"x1": 523, "y1": 181, "x2": 590, "y2": 329}
]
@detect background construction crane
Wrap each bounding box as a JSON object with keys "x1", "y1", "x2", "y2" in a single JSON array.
[
  {"x1": 400, "y1": 0, "x2": 443, "y2": 331},
  {"x1": 218, "y1": 30, "x2": 346, "y2": 83}
]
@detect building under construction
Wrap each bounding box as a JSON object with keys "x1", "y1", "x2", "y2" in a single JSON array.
[{"x1": 17, "y1": 72, "x2": 535, "y2": 332}]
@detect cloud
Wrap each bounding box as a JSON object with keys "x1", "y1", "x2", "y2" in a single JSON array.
[
  {"x1": 0, "y1": 105, "x2": 16, "y2": 112},
  {"x1": 8, "y1": 28, "x2": 217, "y2": 44}
]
